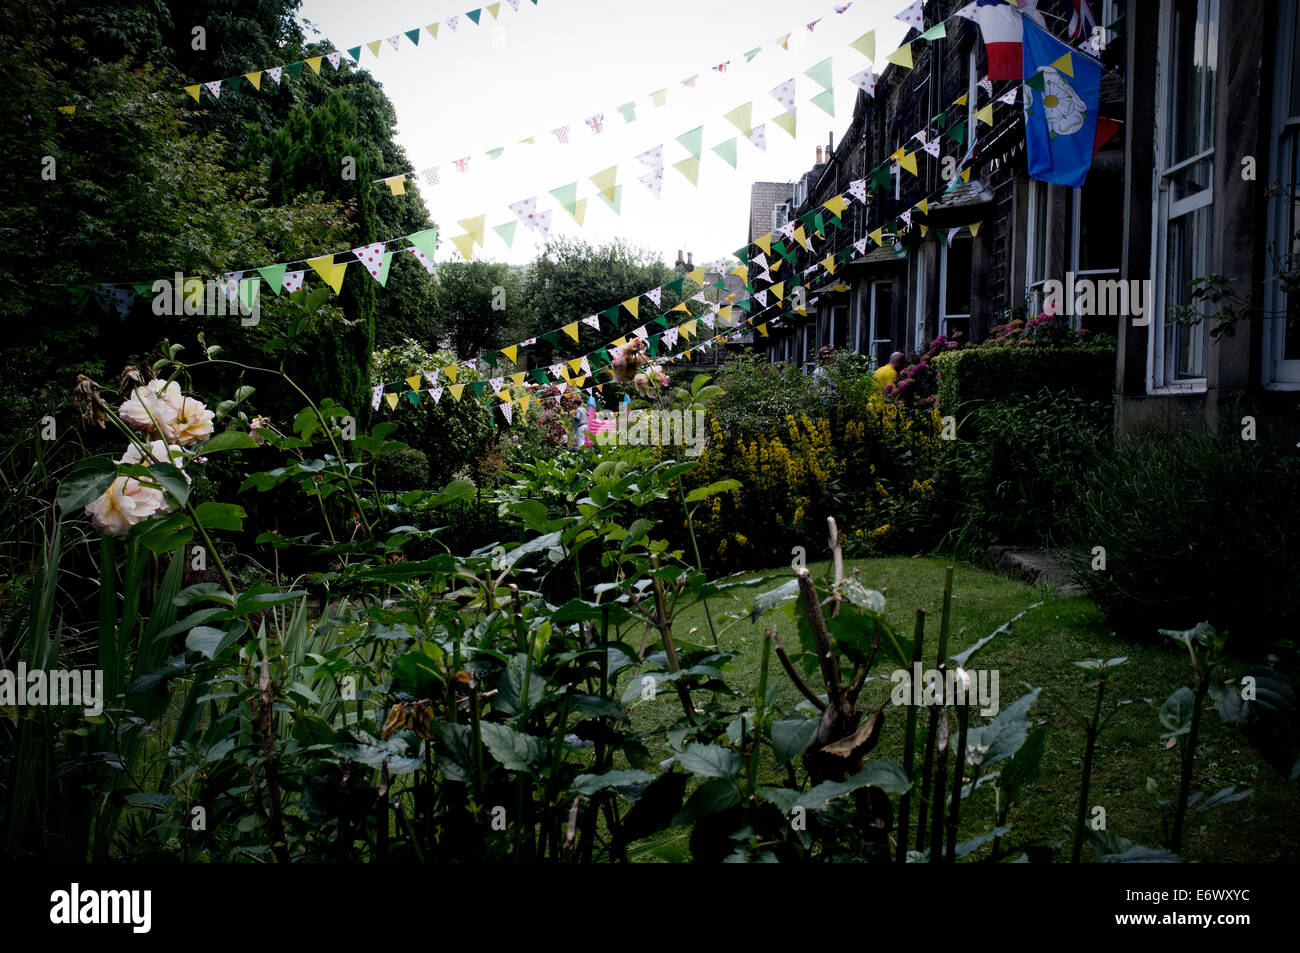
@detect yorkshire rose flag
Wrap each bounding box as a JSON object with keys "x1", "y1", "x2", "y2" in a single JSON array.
[
  {"x1": 974, "y1": 0, "x2": 1045, "y2": 81},
  {"x1": 1022, "y1": 19, "x2": 1102, "y2": 187}
]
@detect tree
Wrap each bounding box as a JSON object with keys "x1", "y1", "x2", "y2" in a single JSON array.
[{"x1": 431, "y1": 261, "x2": 527, "y2": 361}]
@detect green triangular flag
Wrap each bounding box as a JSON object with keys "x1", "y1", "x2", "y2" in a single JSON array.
[
  {"x1": 494, "y1": 221, "x2": 517, "y2": 247},
  {"x1": 541, "y1": 331, "x2": 559, "y2": 347},
  {"x1": 531, "y1": 369, "x2": 549, "y2": 384},
  {"x1": 811, "y1": 89, "x2": 835, "y2": 117},
  {"x1": 744, "y1": 47, "x2": 762, "y2": 63},
  {"x1": 647, "y1": 336, "x2": 659, "y2": 357},
  {"x1": 617, "y1": 101, "x2": 637, "y2": 122},
  {"x1": 713, "y1": 278, "x2": 727, "y2": 291},
  {"x1": 920, "y1": 22, "x2": 946, "y2": 41},
  {"x1": 466, "y1": 9, "x2": 482, "y2": 25},
  {"x1": 827, "y1": 213, "x2": 845, "y2": 231},
  {"x1": 653, "y1": 316, "x2": 670, "y2": 328},
  {"x1": 224, "y1": 76, "x2": 242, "y2": 93},
  {"x1": 931, "y1": 112, "x2": 947, "y2": 131},
  {"x1": 480, "y1": 351, "x2": 498, "y2": 368},
  {"x1": 374, "y1": 252, "x2": 394, "y2": 286},
  {"x1": 734, "y1": 298, "x2": 751, "y2": 312},
  {"x1": 406, "y1": 390, "x2": 421, "y2": 407},
  {"x1": 405, "y1": 28, "x2": 420, "y2": 45},
  {"x1": 804, "y1": 57, "x2": 833, "y2": 92},
  {"x1": 1025, "y1": 71, "x2": 1047, "y2": 93},
  {"x1": 594, "y1": 348, "x2": 611, "y2": 365},
  {"x1": 711, "y1": 137, "x2": 738, "y2": 168},
  {"x1": 486, "y1": 146, "x2": 504, "y2": 159},
  {"x1": 549, "y1": 182, "x2": 578, "y2": 213},
  {"x1": 870, "y1": 165, "x2": 892, "y2": 190},
  {"x1": 813, "y1": 212, "x2": 825, "y2": 236},
  {"x1": 947, "y1": 120, "x2": 966, "y2": 147},
  {"x1": 285, "y1": 61, "x2": 304, "y2": 78},
  {"x1": 469, "y1": 381, "x2": 487, "y2": 396},
  {"x1": 258, "y1": 263, "x2": 288, "y2": 294},
  {"x1": 676, "y1": 125, "x2": 704, "y2": 159},
  {"x1": 601, "y1": 306, "x2": 619, "y2": 323},
  {"x1": 348, "y1": 46, "x2": 362, "y2": 63},
  {"x1": 597, "y1": 185, "x2": 623, "y2": 214},
  {"x1": 666, "y1": 276, "x2": 685, "y2": 295},
  {"x1": 407, "y1": 226, "x2": 439, "y2": 259}
]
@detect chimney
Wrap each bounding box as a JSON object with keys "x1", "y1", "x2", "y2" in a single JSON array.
[
  {"x1": 676, "y1": 249, "x2": 684, "y2": 267},
  {"x1": 816, "y1": 146, "x2": 823, "y2": 164},
  {"x1": 687, "y1": 251, "x2": 693, "y2": 266}
]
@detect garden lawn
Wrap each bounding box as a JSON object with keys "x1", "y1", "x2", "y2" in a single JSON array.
[{"x1": 615, "y1": 556, "x2": 1300, "y2": 862}]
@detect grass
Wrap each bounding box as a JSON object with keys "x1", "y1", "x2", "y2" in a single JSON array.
[{"x1": 611, "y1": 555, "x2": 1300, "y2": 862}]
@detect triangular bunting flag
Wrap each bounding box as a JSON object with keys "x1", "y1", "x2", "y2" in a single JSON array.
[
  {"x1": 711, "y1": 138, "x2": 738, "y2": 168},
  {"x1": 805, "y1": 58, "x2": 833, "y2": 91},
  {"x1": 306, "y1": 255, "x2": 347, "y2": 293},
  {"x1": 589, "y1": 166, "x2": 618, "y2": 202},
  {"x1": 747, "y1": 124, "x2": 767, "y2": 151},
  {"x1": 769, "y1": 78, "x2": 796, "y2": 114},
  {"x1": 886, "y1": 44, "x2": 913, "y2": 69},
  {"x1": 676, "y1": 126, "x2": 704, "y2": 159},
  {"x1": 772, "y1": 111, "x2": 797, "y2": 139},
  {"x1": 562, "y1": 322, "x2": 579, "y2": 341},
  {"x1": 450, "y1": 234, "x2": 475, "y2": 260},
  {"x1": 494, "y1": 221, "x2": 517, "y2": 247},
  {"x1": 849, "y1": 30, "x2": 876, "y2": 60},
  {"x1": 672, "y1": 156, "x2": 700, "y2": 185},
  {"x1": 723, "y1": 102, "x2": 753, "y2": 137},
  {"x1": 458, "y1": 215, "x2": 487, "y2": 247}
]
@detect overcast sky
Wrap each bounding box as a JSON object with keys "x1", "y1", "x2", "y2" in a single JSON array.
[{"x1": 297, "y1": 0, "x2": 910, "y2": 267}]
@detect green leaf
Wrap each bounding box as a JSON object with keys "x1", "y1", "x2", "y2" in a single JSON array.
[
  {"x1": 1159, "y1": 686, "x2": 1195, "y2": 734},
  {"x1": 201, "y1": 431, "x2": 259, "y2": 453},
  {"x1": 997, "y1": 725, "x2": 1045, "y2": 805},
  {"x1": 185, "y1": 624, "x2": 243, "y2": 660},
  {"x1": 841, "y1": 578, "x2": 885, "y2": 614},
  {"x1": 751, "y1": 578, "x2": 800, "y2": 621},
  {"x1": 430, "y1": 479, "x2": 476, "y2": 506},
  {"x1": 1195, "y1": 785, "x2": 1252, "y2": 814},
  {"x1": 146, "y1": 462, "x2": 189, "y2": 509},
  {"x1": 571, "y1": 769, "x2": 655, "y2": 798},
  {"x1": 57, "y1": 457, "x2": 118, "y2": 515},
  {"x1": 676, "y1": 743, "x2": 743, "y2": 779},
  {"x1": 671, "y1": 778, "x2": 740, "y2": 824},
  {"x1": 137, "y1": 511, "x2": 195, "y2": 554},
  {"x1": 500, "y1": 531, "x2": 563, "y2": 570},
  {"x1": 796, "y1": 760, "x2": 911, "y2": 810},
  {"x1": 479, "y1": 721, "x2": 546, "y2": 772},
  {"x1": 684, "y1": 479, "x2": 742, "y2": 503},
  {"x1": 770, "y1": 717, "x2": 818, "y2": 763},
  {"x1": 193, "y1": 502, "x2": 246, "y2": 532}
]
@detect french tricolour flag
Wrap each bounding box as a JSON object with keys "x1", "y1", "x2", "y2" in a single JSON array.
[{"x1": 974, "y1": 0, "x2": 1046, "y2": 82}]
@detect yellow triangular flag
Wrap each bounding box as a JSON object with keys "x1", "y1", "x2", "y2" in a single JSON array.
[
  {"x1": 823, "y1": 195, "x2": 849, "y2": 217},
  {"x1": 501, "y1": 345, "x2": 518, "y2": 364},
  {"x1": 519, "y1": 136, "x2": 535, "y2": 144},
  {"x1": 961, "y1": 168, "x2": 971, "y2": 182},
  {"x1": 680, "y1": 320, "x2": 697, "y2": 339},
  {"x1": 496, "y1": 390, "x2": 510, "y2": 401},
  {"x1": 822, "y1": 255, "x2": 837, "y2": 275},
  {"x1": 651, "y1": 89, "x2": 667, "y2": 106},
  {"x1": 386, "y1": 175, "x2": 406, "y2": 195},
  {"x1": 487, "y1": 3, "x2": 501, "y2": 19},
  {"x1": 772, "y1": 110, "x2": 797, "y2": 139},
  {"x1": 443, "y1": 365, "x2": 458, "y2": 383},
  {"x1": 562, "y1": 322, "x2": 579, "y2": 341},
  {"x1": 731, "y1": 266, "x2": 748, "y2": 279},
  {"x1": 385, "y1": 393, "x2": 399, "y2": 410},
  {"x1": 890, "y1": 146, "x2": 906, "y2": 161},
  {"x1": 450, "y1": 233, "x2": 475, "y2": 260},
  {"x1": 793, "y1": 226, "x2": 810, "y2": 250},
  {"x1": 777, "y1": 33, "x2": 791, "y2": 50},
  {"x1": 849, "y1": 30, "x2": 875, "y2": 60},
  {"x1": 771, "y1": 258, "x2": 783, "y2": 273},
  {"x1": 723, "y1": 102, "x2": 753, "y2": 137},
  {"x1": 366, "y1": 40, "x2": 383, "y2": 57},
  {"x1": 568, "y1": 358, "x2": 583, "y2": 373},
  {"x1": 672, "y1": 156, "x2": 700, "y2": 185},
  {"x1": 510, "y1": 372, "x2": 525, "y2": 386},
  {"x1": 898, "y1": 152, "x2": 918, "y2": 176},
  {"x1": 184, "y1": 85, "x2": 200, "y2": 102},
  {"x1": 755, "y1": 233, "x2": 773, "y2": 255},
  {"x1": 612, "y1": 336, "x2": 628, "y2": 348},
  {"x1": 567, "y1": 197, "x2": 588, "y2": 226},
  {"x1": 770, "y1": 282, "x2": 784, "y2": 301},
  {"x1": 758, "y1": 323, "x2": 769, "y2": 337},
  {"x1": 571, "y1": 374, "x2": 586, "y2": 388},
  {"x1": 718, "y1": 305, "x2": 733, "y2": 324},
  {"x1": 920, "y1": 224, "x2": 930, "y2": 237},
  {"x1": 244, "y1": 72, "x2": 262, "y2": 90},
  {"x1": 975, "y1": 103, "x2": 994, "y2": 126},
  {"x1": 622, "y1": 298, "x2": 639, "y2": 318},
  {"x1": 671, "y1": 301, "x2": 691, "y2": 314},
  {"x1": 458, "y1": 214, "x2": 487, "y2": 247},
  {"x1": 306, "y1": 255, "x2": 347, "y2": 293},
  {"x1": 305, "y1": 56, "x2": 322, "y2": 75},
  {"x1": 886, "y1": 43, "x2": 913, "y2": 70},
  {"x1": 426, "y1": 23, "x2": 439, "y2": 39},
  {"x1": 954, "y1": 93, "x2": 968, "y2": 107},
  {"x1": 870, "y1": 228, "x2": 884, "y2": 246},
  {"x1": 969, "y1": 222, "x2": 981, "y2": 237},
  {"x1": 519, "y1": 393, "x2": 530, "y2": 414},
  {"x1": 1049, "y1": 52, "x2": 1074, "y2": 77},
  {"x1": 918, "y1": 198, "x2": 930, "y2": 215},
  {"x1": 590, "y1": 166, "x2": 618, "y2": 202},
  {"x1": 448, "y1": 383, "x2": 464, "y2": 401},
  {"x1": 406, "y1": 375, "x2": 422, "y2": 392},
  {"x1": 687, "y1": 266, "x2": 706, "y2": 287}
]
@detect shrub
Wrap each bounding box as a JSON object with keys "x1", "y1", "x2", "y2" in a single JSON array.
[
  {"x1": 934, "y1": 346, "x2": 1115, "y2": 417},
  {"x1": 710, "y1": 353, "x2": 819, "y2": 439},
  {"x1": 946, "y1": 388, "x2": 1111, "y2": 551},
  {"x1": 376, "y1": 447, "x2": 430, "y2": 490},
  {"x1": 1054, "y1": 423, "x2": 1300, "y2": 651}
]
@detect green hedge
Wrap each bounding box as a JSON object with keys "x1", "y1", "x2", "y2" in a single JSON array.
[{"x1": 934, "y1": 347, "x2": 1115, "y2": 416}]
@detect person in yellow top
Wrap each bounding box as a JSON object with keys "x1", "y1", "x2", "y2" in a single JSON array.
[{"x1": 873, "y1": 351, "x2": 904, "y2": 389}]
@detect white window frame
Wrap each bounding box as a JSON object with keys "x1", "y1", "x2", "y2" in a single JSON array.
[
  {"x1": 1069, "y1": 188, "x2": 1122, "y2": 332},
  {"x1": 1148, "y1": 0, "x2": 1217, "y2": 394},
  {"x1": 869, "y1": 280, "x2": 892, "y2": 367},
  {"x1": 1264, "y1": 0, "x2": 1300, "y2": 387},
  {"x1": 940, "y1": 236, "x2": 973, "y2": 338},
  {"x1": 911, "y1": 252, "x2": 927, "y2": 353},
  {"x1": 1025, "y1": 179, "x2": 1051, "y2": 314}
]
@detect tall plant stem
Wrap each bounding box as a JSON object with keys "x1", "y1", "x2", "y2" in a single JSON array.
[
  {"x1": 1171, "y1": 667, "x2": 1211, "y2": 854},
  {"x1": 1071, "y1": 670, "x2": 1106, "y2": 863},
  {"x1": 649, "y1": 553, "x2": 695, "y2": 720},
  {"x1": 896, "y1": 608, "x2": 925, "y2": 863}
]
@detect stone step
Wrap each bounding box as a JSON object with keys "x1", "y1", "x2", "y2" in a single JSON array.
[{"x1": 987, "y1": 546, "x2": 1085, "y2": 597}]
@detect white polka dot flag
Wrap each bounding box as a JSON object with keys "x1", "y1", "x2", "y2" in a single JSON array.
[
  {"x1": 549, "y1": 363, "x2": 564, "y2": 379},
  {"x1": 386, "y1": 35, "x2": 402, "y2": 52},
  {"x1": 499, "y1": 403, "x2": 513, "y2": 424},
  {"x1": 634, "y1": 145, "x2": 664, "y2": 177},
  {"x1": 955, "y1": 2, "x2": 979, "y2": 22},
  {"x1": 203, "y1": 81, "x2": 222, "y2": 99},
  {"x1": 552, "y1": 125, "x2": 570, "y2": 144},
  {"x1": 352, "y1": 243, "x2": 387, "y2": 280},
  {"x1": 894, "y1": 0, "x2": 925, "y2": 29},
  {"x1": 663, "y1": 327, "x2": 679, "y2": 348},
  {"x1": 507, "y1": 0, "x2": 521, "y2": 10},
  {"x1": 680, "y1": 74, "x2": 699, "y2": 88},
  {"x1": 509, "y1": 197, "x2": 539, "y2": 230},
  {"x1": 410, "y1": 248, "x2": 435, "y2": 275},
  {"x1": 979, "y1": 76, "x2": 993, "y2": 96},
  {"x1": 428, "y1": 387, "x2": 443, "y2": 404},
  {"x1": 769, "y1": 78, "x2": 797, "y2": 115},
  {"x1": 923, "y1": 136, "x2": 941, "y2": 157},
  {"x1": 854, "y1": 237, "x2": 869, "y2": 255},
  {"x1": 326, "y1": 52, "x2": 341, "y2": 70},
  {"x1": 848, "y1": 179, "x2": 868, "y2": 203},
  {"x1": 265, "y1": 66, "x2": 282, "y2": 85},
  {"x1": 632, "y1": 326, "x2": 648, "y2": 340},
  {"x1": 645, "y1": 287, "x2": 662, "y2": 308},
  {"x1": 998, "y1": 87, "x2": 1019, "y2": 105},
  {"x1": 701, "y1": 311, "x2": 715, "y2": 329},
  {"x1": 535, "y1": 209, "x2": 553, "y2": 239},
  {"x1": 582, "y1": 314, "x2": 601, "y2": 329},
  {"x1": 282, "y1": 270, "x2": 305, "y2": 294},
  {"x1": 446, "y1": 15, "x2": 459, "y2": 30},
  {"x1": 421, "y1": 166, "x2": 439, "y2": 186},
  {"x1": 777, "y1": 221, "x2": 797, "y2": 241},
  {"x1": 424, "y1": 371, "x2": 439, "y2": 387},
  {"x1": 371, "y1": 384, "x2": 384, "y2": 410},
  {"x1": 490, "y1": 376, "x2": 505, "y2": 393},
  {"x1": 806, "y1": 18, "x2": 822, "y2": 31},
  {"x1": 849, "y1": 68, "x2": 877, "y2": 97},
  {"x1": 747, "y1": 125, "x2": 767, "y2": 151}
]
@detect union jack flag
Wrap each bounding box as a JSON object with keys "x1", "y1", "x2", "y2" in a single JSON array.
[
  {"x1": 1068, "y1": 0, "x2": 1097, "y2": 40},
  {"x1": 585, "y1": 114, "x2": 604, "y2": 134},
  {"x1": 453, "y1": 157, "x2": 469, "y2": 174},
  {"x1": 712, "y1": 61, "x2": 730, "y2": 73}
]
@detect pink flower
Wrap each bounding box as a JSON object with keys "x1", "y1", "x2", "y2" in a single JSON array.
[{"x1": 85, "y1": 476, "x2": 167, "y2": 536}]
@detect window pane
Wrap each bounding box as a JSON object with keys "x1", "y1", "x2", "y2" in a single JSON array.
[
  {"x1": 1170, "y1": 0, "x2": 1216, "y2": 163},
  {"x1": 945, "y1": 241, "x2": 972, "y2": 316},
  {"x1": 1285, "y1": 131, "x2": 1300, "y2": 360},
  {"x1": 873, "y1": 285, "x2": 892, "y2": 339},
  {"x1": 1291, "y1": 7, "x2": 1300, "y2": 116},
  {"x1": 1078, "y1": 152, "x2": 1124, "y2": 271},
  {"x1": 1030, "y1": 184, "x2": 1049, "y2": 284},
  {"x1": 833, "y1": 307, "x2": 848, "y2": 349},
  {"x1": 1165, "y1": 205, "x2": 1210, "y2": 379}
]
